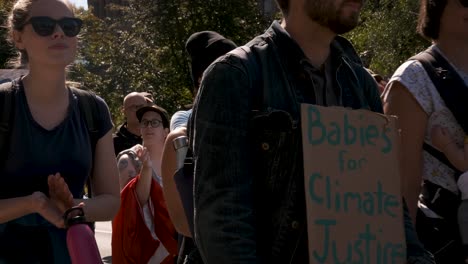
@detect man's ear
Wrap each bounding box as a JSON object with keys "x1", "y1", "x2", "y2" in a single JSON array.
[{"x1": 12, "y1": 30, "x2": 25, "y2": 50}]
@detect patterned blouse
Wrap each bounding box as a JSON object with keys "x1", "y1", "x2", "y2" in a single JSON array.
[{"x1": 383, "y1": 45, "x2": 468, "y2": 199}]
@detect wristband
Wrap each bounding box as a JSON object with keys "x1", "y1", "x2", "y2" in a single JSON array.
[
  {"x1": 64, "y1": 206, "x2": 85, "y2": 228},
  {"x1": 173, "y1": 136, "x2": 188, "y2": 150}
]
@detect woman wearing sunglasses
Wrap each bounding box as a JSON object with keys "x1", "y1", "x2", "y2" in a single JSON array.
[
  {"x1": 0, "y1": 0, "x2": 120, "y2": 263},
  {"x1": 383, "y1": 0, "x2": 468, "y2": 263},
  {"x1": 113, "y1": 104, "x2": 178, "y2": 264}
]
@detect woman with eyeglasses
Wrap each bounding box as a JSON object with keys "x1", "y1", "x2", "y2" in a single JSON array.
[
  {"x1": 0, "y1": 0, "x2": 120, "y2": 263},
  {"x1": 383, "y1": 0, "x2": 468, "y2": 262},
  {"x1": 113, "y1": 104, "x2": 178, "y2": 264}
]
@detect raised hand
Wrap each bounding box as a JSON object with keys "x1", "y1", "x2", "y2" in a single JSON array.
[
  {"x1": 31, "y1": 191, "x2": 66, "y2": 228},
  {"x1": 136, "y1": 146, "x2": 152, "y2": 169},
  {"x1": 30, "y1": 173, "x2": 76, "y2": 228},
  {"x1": 48, "y1": 173, "x2": 74, "y2": 213}
]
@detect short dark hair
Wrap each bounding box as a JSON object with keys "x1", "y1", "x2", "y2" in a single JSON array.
[
  {"x1": 417, "y1": 0, "x2": 448, "y2": 40},
  {"x1": 275, "y1": 0, "x2": 289, "y2": 14}
]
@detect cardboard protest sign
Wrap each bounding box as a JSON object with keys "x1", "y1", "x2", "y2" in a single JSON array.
[{"x1": 301, "y1": 104, "x2": 406, "y2": 264}]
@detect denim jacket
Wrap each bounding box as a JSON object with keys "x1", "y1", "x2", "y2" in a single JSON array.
[{"x1": 191, "y1": 21, "x2": 432, "y2": 264}]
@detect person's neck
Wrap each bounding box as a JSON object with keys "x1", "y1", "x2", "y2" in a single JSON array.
[
  {"x1": 22, "y1": 65, "x2": 68, "y2": 104},
  {"x1": 435, "y1": 37, "x2": 468, "y2": 73},
  {"x1": 282, "y1": 16, "x2": 335, "y2": 68},
  {"x1": 146, "y1": 144, "x2": 162, "y2": 176}
]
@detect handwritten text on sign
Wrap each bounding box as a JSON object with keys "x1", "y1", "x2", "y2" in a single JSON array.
[{"x1": 301, "y1": 104, "x2": 406, "y2": 264}]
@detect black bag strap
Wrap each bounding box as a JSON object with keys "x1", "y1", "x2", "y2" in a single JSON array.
[
  {"x1": 423, "y1": 143, "x2": 460, "y2": 174},
  {"x1": 71, "y1": 87, "x2": 100, "y2": 198},
  {"x1": 411, "y1": 47, "x2": 468, "y2": 180},
  {"x1": 411, "y1": 47, "x2": 468, "y2": 132},
  {"x1": 0, "y1": 80, "x2": 17, "y2": 169}
]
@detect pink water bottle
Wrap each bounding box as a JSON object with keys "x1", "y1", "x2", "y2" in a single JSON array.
[{"x1": 64, "y1": 206, "x2": 103, "y2": 264}]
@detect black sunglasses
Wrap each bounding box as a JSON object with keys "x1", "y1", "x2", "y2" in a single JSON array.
[
  {"x1": 22, "y1": 16, "x2": 83, "y2": 37},
  {"x1": 460, "y1": 0, "x2": 468, "y2": 7}
]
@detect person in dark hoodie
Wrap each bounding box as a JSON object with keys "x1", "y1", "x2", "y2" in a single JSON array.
[
  {"x1": 189, "y1": 0, "x2": 434, "y2": 263},
  {"x1": 160, "y1": 31, "x2": 237, "y2": 264}
]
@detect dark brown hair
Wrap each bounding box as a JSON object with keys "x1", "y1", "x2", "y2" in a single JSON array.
[
  {"x1": 6, "y1": 0, "x2": 75, "y2": 68},
  {"x1": 5, "y1": 0, "x2": 36, "y2": 68},
  {"x1": 417, "y1": 0, "x2": 448, "y2": 40}
]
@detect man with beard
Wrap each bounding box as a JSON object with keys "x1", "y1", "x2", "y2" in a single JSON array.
[{"x1": 190, "y1": 0, "x2": 434, "y2": 263}]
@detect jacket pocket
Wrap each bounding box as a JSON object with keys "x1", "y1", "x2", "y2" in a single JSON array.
[{"x1": 250, "y1": 108, "x2": 299, "y2": 199}]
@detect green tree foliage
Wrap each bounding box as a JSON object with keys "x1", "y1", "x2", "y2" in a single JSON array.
[
  {"x1": 70, "y1": 0, "x2": 269, "y2": 125},
  {"x1": 71, "y1": 8, "x2": 159, "y2": 125},
  {"x1": 0, "y1": 0, "x2": 429, "y2": 124},
  {"x1": 346, "y1": 0, "x2": 430, "y2": 78},
  {"x1": 0, "y1": 0, "x2": 15, "y2": 68}
]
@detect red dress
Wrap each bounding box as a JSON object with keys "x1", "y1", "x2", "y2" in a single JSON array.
[{"x1": 112, "y1": 176, "x2": 178, "y2": 264}]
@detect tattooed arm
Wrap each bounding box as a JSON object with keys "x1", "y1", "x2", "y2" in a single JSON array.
[
  {"x1": 117, "y1": 154, "x2": 138, "y2": 191},
  {"x1": 117, "y1": 147, "x2": 153, "y2": 206}
]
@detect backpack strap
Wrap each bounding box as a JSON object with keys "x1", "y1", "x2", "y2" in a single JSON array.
[
  {"x1": 0, "y1": 81, "x2": 17, "y2": 168},
  {"x1": 70, "y1": 87, "x2": 100, "y2": 198},
  {"x1": 411, "y1": 47, "x2": 468, "y2": 132},
  {"x1": 411, "y1": 47, "x2": 468, "y2": 181},
  {"x1": 410, "y1": 47, "x2": 468, "y2": 220}
]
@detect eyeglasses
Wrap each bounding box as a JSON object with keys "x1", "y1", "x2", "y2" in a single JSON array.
[
  {"x1": 460, "y1": 0, "x2": 468, "y2": 7},
  {"x1": 22, "y1": 16, "x2": 83, "y2": 37},
  {"x1": 140, "y1": 119, "x2": 162, "y2": 128},
  {"x1": 125, "y1": 104, "x2": 146, "y2": 112}
]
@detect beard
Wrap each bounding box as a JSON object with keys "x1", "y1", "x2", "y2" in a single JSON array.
[{"x1": 305, "y1": 0, "x2": 362, "y2": 34}]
